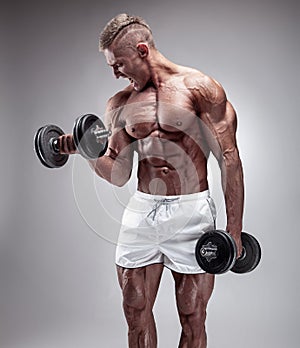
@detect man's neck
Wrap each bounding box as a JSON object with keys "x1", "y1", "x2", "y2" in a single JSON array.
[{"x1": 146, "y1": 50, "x2": 179, "y2": 88}]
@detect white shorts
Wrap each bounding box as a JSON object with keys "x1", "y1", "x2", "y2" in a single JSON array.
[{"x1": 116, "y1": 190, "x2": 216, "y2": 274}]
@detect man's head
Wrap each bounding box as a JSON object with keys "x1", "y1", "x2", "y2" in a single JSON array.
[
  {"x1": 99, "y1": 13, "x2": 154, "y2": 52},
  {"x1": 99, "y1": 14, "x2": 155, "y2": 91}
]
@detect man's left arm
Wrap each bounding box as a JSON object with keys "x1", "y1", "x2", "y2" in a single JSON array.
[{"x1": 191, "y1": 75, "x2": 244, "y2": 256}]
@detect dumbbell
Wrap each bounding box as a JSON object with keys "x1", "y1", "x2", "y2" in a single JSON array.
[
  {"x1": 195, "y1": 230, "x2": 261, "y2": 274},
  {"x1": 34, "y1": 114, "x2": 110, "y2": 168}
]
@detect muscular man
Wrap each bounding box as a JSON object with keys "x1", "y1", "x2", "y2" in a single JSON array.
[{"x1": 61, "y1": 13, "x2": 244, "y2": 348}]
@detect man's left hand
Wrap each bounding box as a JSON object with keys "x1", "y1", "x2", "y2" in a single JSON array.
[{"x1": 230, "y1": 232, "x2": 243, "y2": 259}]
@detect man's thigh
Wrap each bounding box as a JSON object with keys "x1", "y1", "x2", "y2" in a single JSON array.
[
  {"x1": 172, "y1": 271, "x2": 215, "y2": 314},
  {"x1": 117, "y1": 264, "x2": 164, "y2": 308}
]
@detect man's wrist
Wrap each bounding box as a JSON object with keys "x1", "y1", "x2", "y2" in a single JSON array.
[{"x1": 226, "y1": 225, "x2": 242, "y2": 236}]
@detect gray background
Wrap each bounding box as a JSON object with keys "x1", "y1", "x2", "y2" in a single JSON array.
[{"x1": 1, "y1": 0, "x2": 299, "y2": 347}]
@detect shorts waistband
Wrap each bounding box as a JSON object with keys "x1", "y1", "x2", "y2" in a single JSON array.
[{"x1": 134, "y1": 190, "x2": 210, "y2": 202}]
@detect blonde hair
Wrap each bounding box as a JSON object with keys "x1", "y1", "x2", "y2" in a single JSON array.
[{"x1": 99, "y1": 13, "x2": 155, "y2": 51}]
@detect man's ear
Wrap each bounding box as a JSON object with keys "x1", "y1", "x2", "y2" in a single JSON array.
[{"x1": 136, "y1": 43, "x2": 149, "y2": 58}]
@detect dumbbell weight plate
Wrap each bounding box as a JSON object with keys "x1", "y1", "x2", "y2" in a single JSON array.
[
  {"x1": 73, "y1": 114, "x2": 108, "y2": 159},
  {"x1": 231, "y1": 232, "x2": 262, "y2": 274},
  {"x1": 34, "y1": 125, "x2": 69, "y2": 168},
  {"x1": 195, "y1": 230, "x2": 237, "y2": 274}
]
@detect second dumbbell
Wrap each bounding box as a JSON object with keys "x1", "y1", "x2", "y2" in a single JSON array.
[{"x1": 195, "y1": 230, "x2": 261, "y2": 274}]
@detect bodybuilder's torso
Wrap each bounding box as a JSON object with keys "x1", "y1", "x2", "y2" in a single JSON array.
[{"x1": 115, "y1": 73, "x2": 210, "y2": 195}]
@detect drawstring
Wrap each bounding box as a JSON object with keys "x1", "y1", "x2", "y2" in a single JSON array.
[{"x1": 147, "y1": 198, "x2": 180, "y2": 221}]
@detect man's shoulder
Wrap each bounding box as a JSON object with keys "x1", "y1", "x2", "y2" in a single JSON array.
[
  {"x1": 181, "y1": 68, "x2": 226, "y2": 105},
  {"x1": 105, "y1": 86, "x2": 134, "y2": 129},
  {"x1": 107, "y1": 85, "x2": 134, "y2": 111}
]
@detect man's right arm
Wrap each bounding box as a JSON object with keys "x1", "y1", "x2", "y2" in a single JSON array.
[{"x1": 88, "y1": 93, "x2": 134, "y2": 187}]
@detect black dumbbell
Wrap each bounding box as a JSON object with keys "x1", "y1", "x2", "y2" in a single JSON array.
[
  {"x1": 195, "y1": 230, "x2": 261, "y2": 274},
  {"x1": 34, "y1": 114, "x2": 109, "y2": 168}
]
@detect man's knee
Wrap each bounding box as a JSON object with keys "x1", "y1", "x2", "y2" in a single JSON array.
[
  {"x1": 177, "y1": 292, "x2": 206, "y2": 317},
  {"x1": 123, "y1": 281, "x2": 146, "y2": 311},
  {"x1": 118, "y1": 268, "x2": 147, "y2": 311}
]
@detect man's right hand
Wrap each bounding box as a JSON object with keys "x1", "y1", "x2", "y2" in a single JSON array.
[{"x1": 59, "y1": 134, "x2": 79, "y2": 155}]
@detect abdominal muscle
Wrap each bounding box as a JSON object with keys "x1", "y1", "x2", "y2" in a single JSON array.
[{"x1": 135, "y1": 129, "x2": 209, "y2": 196}]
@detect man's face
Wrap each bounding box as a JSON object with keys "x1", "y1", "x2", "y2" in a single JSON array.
[{"x1": 104, "y1": 43, "x2": 150, "y2": 92}]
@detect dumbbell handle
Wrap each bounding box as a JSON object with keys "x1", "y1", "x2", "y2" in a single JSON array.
[{"x1": 91, "y1": 125, "x2": 111, "y2": 143}]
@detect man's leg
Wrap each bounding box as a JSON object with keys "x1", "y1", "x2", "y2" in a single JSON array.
[
  {"x1": 172, "y1": 272, "x2": 215, "y2": 348},
  {"x1": 117, "y1": 263, "x2": 164, "y2": 348}
]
